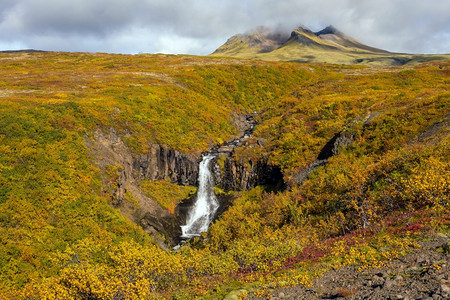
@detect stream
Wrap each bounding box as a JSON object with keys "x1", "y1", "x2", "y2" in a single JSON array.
[{"x1": 178, "y1": 114, "x2": 257, "y2": 240}]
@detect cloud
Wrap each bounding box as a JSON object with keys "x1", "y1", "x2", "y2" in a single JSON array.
[{"x1": 0, "y1": 0, "x2": 448, "y2": 54}]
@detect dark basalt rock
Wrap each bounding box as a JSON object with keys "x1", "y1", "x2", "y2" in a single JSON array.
[
  {"x1": 292, "y1": 159, "x2": 327, "y2": 186},
  {"x1": 138, "y1": 212, "x2": 182, "y2": 245},
  {"x1": 293, "y1": 130, "x2": 355, "y2": 185},
  {"x1": 317, "y1": 131, "x2": 355, "y2": 160},
  {"x1": 133, "y1": 144, "x2": 199, "y2": 186},
  {"x1": 86, "y1": 128, "x2": 197, "y2": 248},
  {"x1": 209, "y1": 114, "x2": 284, "y2": 191},
  {"x1": 214, "y1": 155, "x2": 284, "y2": 191}
]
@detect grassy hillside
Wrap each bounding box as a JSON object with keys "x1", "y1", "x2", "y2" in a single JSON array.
[
  {"x1": 0, "y1": 51, "x2": 313, "y2": 297},
  {"x1": 0, "y1": 52, "x2": 448, "y2": 299}
]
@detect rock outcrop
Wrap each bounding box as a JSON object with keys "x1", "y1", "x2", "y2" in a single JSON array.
[
  {"x1": 292, "y1": 129, "x2": 355, "y2": 185},
  {"x1": 212, "y1": 114, "x2": 284, "y2": 191},
  {"x1": 85, "y1": 127, "x2": 196, "y2": 247},
  {"x1": 133, "y1": 144, "x2": 199, "y2": 186},
  {"x1": 214, "y1": 155, "x2": 283, "y2": 191}
]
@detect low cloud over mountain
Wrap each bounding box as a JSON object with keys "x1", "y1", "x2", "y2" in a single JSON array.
[{"x1": 0, "y1": 0, "x2": 448, "y2": 54}]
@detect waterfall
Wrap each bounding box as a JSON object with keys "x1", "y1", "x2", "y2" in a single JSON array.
[{"x1": 181, "y1": 155, "x2": 219, "y2": 238}]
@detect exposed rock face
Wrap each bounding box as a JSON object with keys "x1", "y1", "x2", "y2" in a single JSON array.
[
  {"x1": 133, "y1": 144, "x2": 199, "y2": 186},
  {"x1": 214, "y1": 155, "x2": 283, "y2": 191},
  {"x1": 315, "y1": 25, "x2": 339, "y2": 36},
  {"x1": 292, "y1": 159, "x2": 327, "y2": 186},
  {"x1": 293, "y1": 130, "x2": 355, "y2": 185},
  {"x1": 232, "y1": 113, "x2": 254, "y2": 137},
  {"x1": 85, "y1": 128, "x2": 197, "y2": 247},
  {"x1": 212, "y1": 114, "x2": 284, "y2": 191},
  {"x1": 316, "y1": 131, "x2": 355, "y2": 160}
]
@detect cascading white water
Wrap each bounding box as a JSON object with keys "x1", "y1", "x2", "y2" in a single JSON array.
[{"x1": 181, "y1": 155, "x2": 219, "y2": 238}]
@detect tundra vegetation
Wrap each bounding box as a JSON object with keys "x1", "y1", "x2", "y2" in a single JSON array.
[{"x1": 0, "y1": 52, "x2": 448, "y2": 299}]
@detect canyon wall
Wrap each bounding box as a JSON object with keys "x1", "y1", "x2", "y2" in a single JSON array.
[{"x1": 85, "y1": 126, "x2": 282, "y2": 246}]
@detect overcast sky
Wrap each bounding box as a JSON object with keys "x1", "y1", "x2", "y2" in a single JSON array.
[{"x1": 0, "y1": 0, "x2": 449, "y2": 55}]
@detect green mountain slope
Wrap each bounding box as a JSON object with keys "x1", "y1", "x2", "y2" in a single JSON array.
[
  {"x1": 211, "y1": 25, "x2": 450, "y2": 65},
  {"x1": 0, "y1": 51, "x2": 448, "y2": 298}
]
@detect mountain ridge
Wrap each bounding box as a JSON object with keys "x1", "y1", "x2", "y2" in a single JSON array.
[
  {"x1": 212, "y1": 26, "x2": 289, "y2": 56},
  {"x1": 211, "y1": 24, "x2": 449, "y2": 65}
]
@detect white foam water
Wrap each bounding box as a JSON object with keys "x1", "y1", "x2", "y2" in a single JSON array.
[{"x1": 180, "y1": 155, "x2": 219, "y2": 238}]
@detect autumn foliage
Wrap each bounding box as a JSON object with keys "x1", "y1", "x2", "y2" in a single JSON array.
[{"x1": 0, "y1": 52, "x2": 448, "y2": 298}]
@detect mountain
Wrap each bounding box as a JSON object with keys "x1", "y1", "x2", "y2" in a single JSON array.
[
  {"x1": 212, "y1": 26, "x2": 290, "y2": 56},
  {"x1": 211, "y1": 25, "x2": 450, "y2": 65},
  {"x1": 0, "y1": 49, "x2": 46, "y2": 53},
  {"x1": 287, "y1": 25, "x2": 389, "y2": 53}
]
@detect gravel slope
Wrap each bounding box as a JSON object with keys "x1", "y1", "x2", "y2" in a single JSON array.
[{"x1": 247, "y1": 235, "x2": 449, "y2": 300}]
